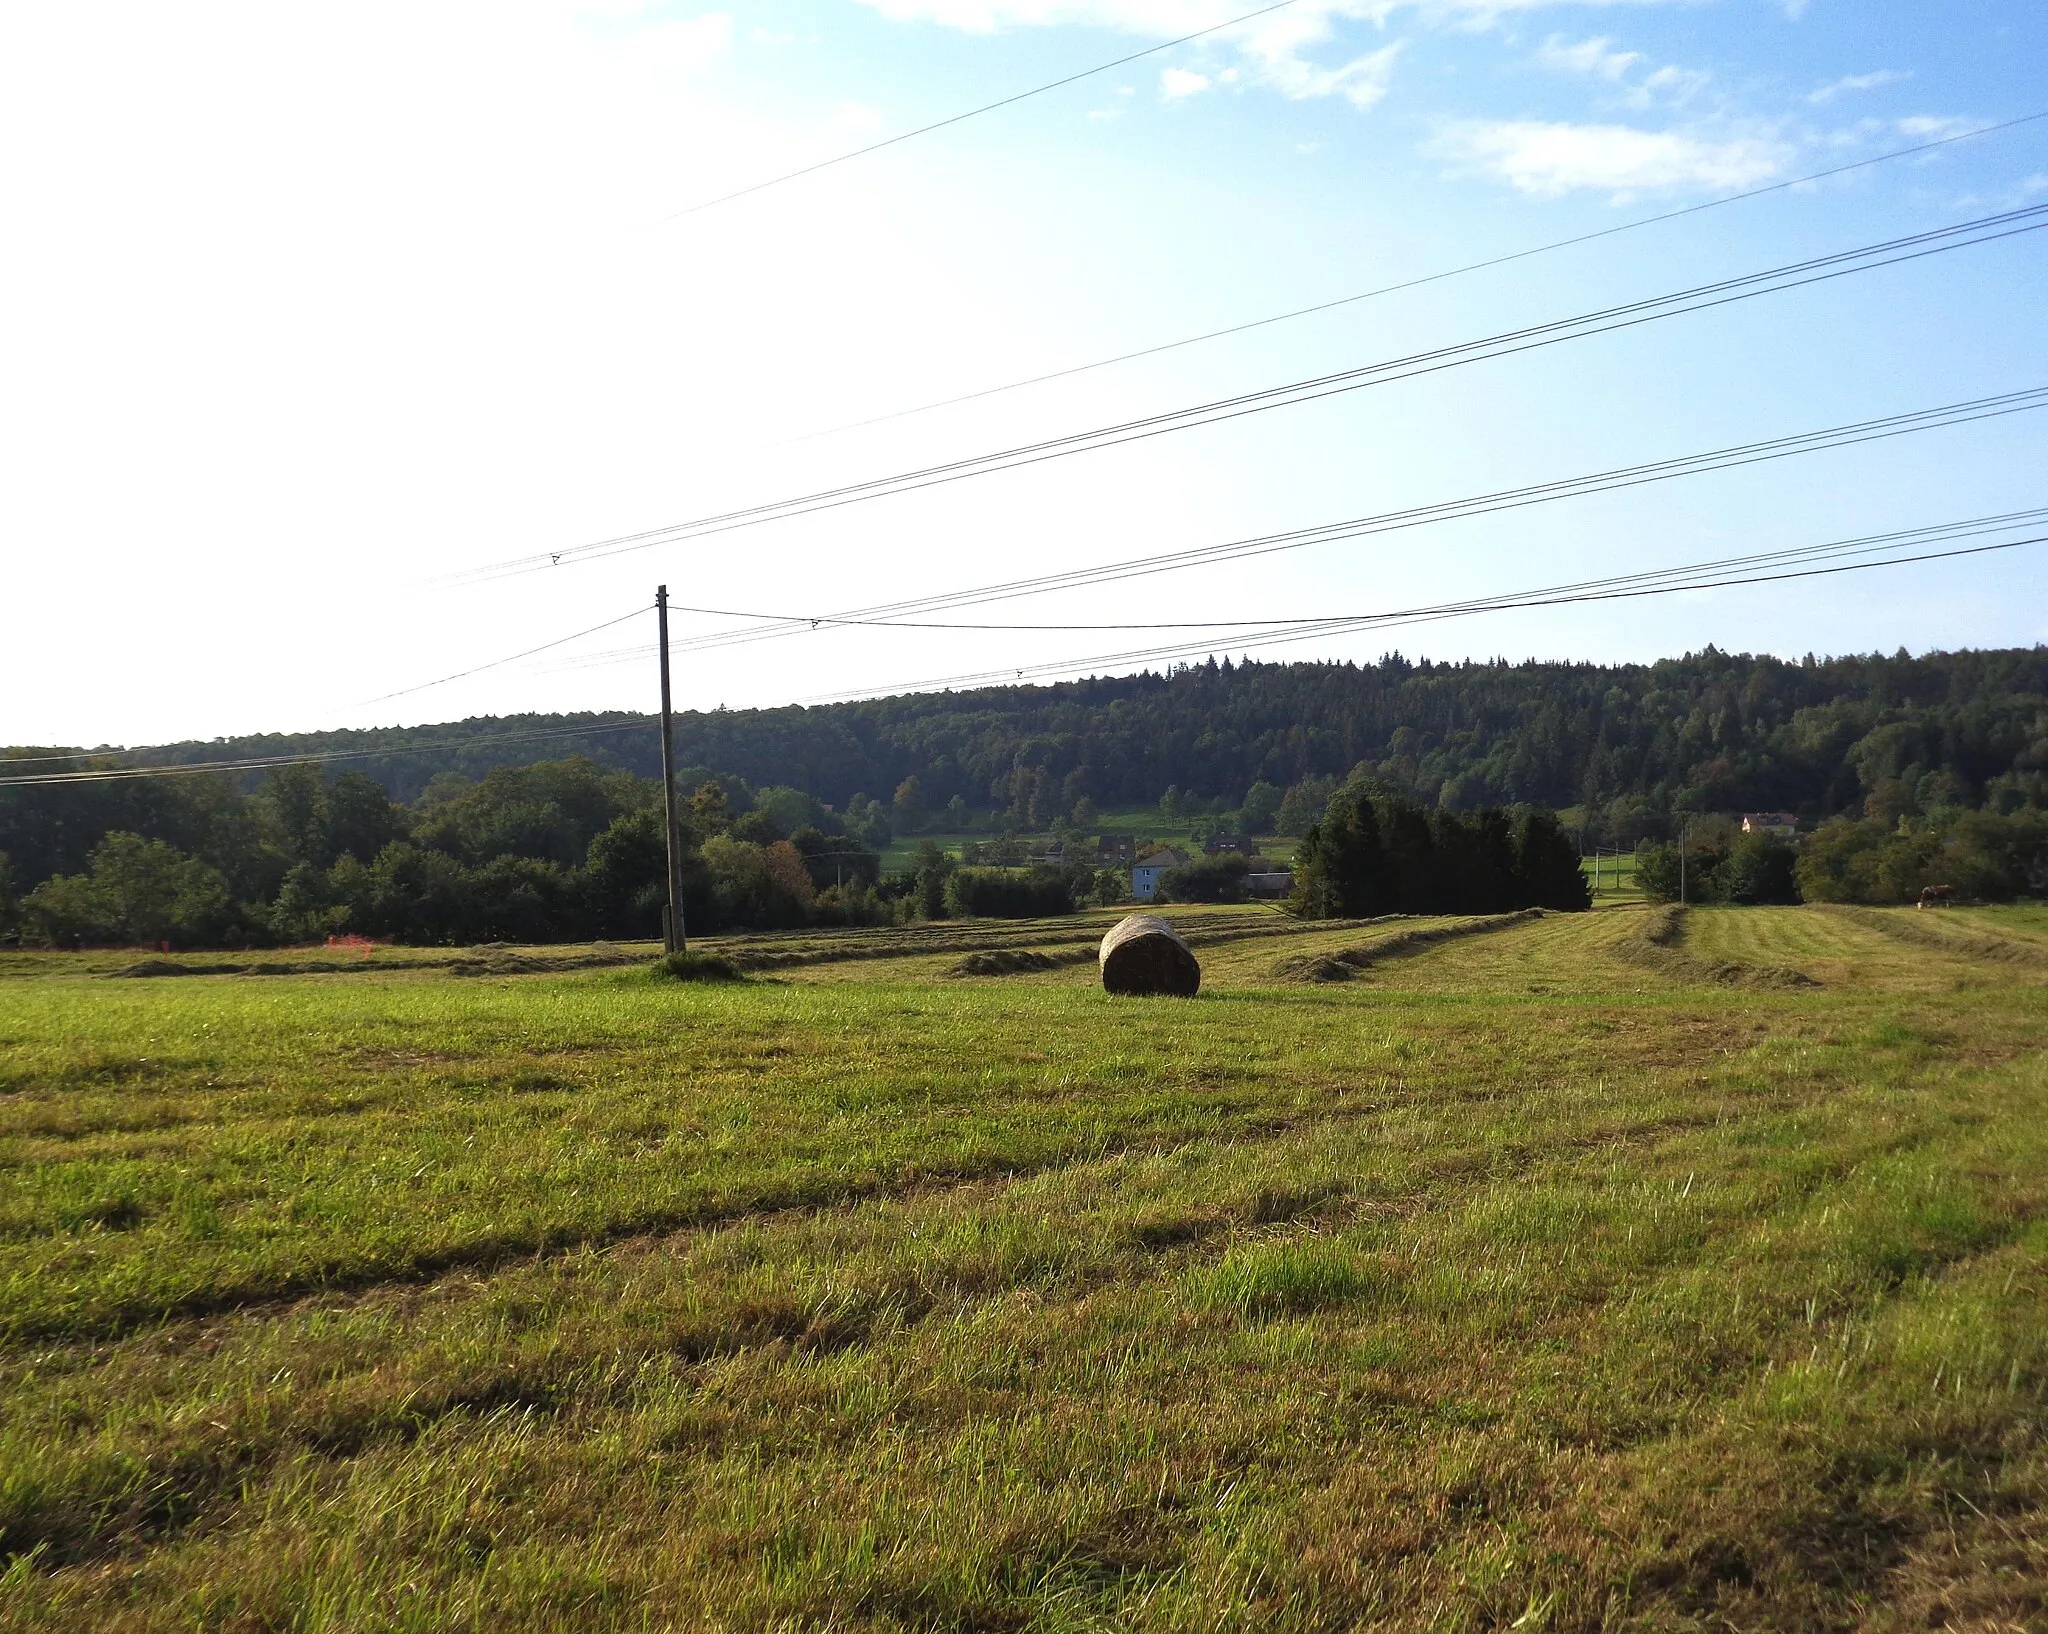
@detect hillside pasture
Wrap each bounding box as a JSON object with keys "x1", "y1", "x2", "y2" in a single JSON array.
[{"x1": 1, "y1": 904, "x2": 2045, "y2": 1631}]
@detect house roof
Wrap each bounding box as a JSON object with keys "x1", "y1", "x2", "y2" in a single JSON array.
[{"x1": 1135, "y1": 848, "x2": 1188, "y2": 868}]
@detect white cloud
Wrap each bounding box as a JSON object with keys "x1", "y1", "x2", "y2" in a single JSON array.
[
  {"x1": 1538, "y1": 34, "x2": 1641, "y2": 80},
  {"x1": 1621, "y1": 62, "x2": 1710, "y2": 110},
  {"x1": 1254, "y1": 38, "x2": 1403, "y2": 108},
  {"x1": 634, "y1": 12, "x2": 734, "y2": 76},
  {"x1": 1430, "y1": 118, "x2": 1793, "y2": 199},
  {"x1": 853, "y1": 0, "x2": 1693, "y2": 30},
  {"x1": 851, "y1": 1, "x2": 1701, "y2": 112},
  {"x1": 1807, "y1": 69, "x2": 1909, "y2": 104},
  {"x1": 1161, "y1": 65, "x2": 1211, "y2": 98},
  {"x1": 835, "y1": 100, "x2": 887, "y2": 130},
  {"x1": 1535, "y1": 31, "x2": 1707, "y2": 110},
  {"x1": 1896, "y1": 114, "x2": 1978, "y2": 140},
  {"x1": 851, "y1": 1, "x2": 1425, "y2": 111}
]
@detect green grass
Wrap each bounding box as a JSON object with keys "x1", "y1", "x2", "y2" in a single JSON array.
[
  {"x1": 2, "y1": 906, "x2": 2046, "y2": 1629},
  {"x1": 1582, "y1": 849, "x2": 1645, "y2": 901}
]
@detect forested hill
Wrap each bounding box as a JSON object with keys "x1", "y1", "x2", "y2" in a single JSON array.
[{"x1": 88, "y1": 644, "x2": 2048, "y2": 835}]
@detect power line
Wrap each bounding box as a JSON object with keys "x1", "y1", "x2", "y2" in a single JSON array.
[
  {"x1": 19, "y1": 524, "x2": 2035, "y2": 789},
  {"x1": 662, "y1": 0, "x2": 1304, "y2": 221},
  {"x1": 553, "y1": 508, "x2": 2048, "y2": 634},
  {"x1": 0, "y1": 719, "x2": 656, "y2": 790},
  {"x1": 0, "y1": 749, "x2": 131, "y2": 766},
  {"x1": 788, "y1": 525, "x2": 2048, "y2": 705},
  {"x1": 351, "y1": 389, "x2": 2047, "y2": 706},
  {"x1": 774, "y1": 518, "x2": 2048, "y2": 693},
  {"x1": 788, "y1": 110, "x2": 2048, "y2": 444},
  {"x1": 462, "y1": 204, "x2": 2048, "y2": 581},
  {"x1": 522, "y1": 388, "x2": 2048, "y2": 672},
  {"x1": 356, "y1": 604, "x2": 648, "y2": 706}
]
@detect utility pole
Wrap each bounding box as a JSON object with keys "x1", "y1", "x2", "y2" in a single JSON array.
[
  {"x1": 656, "y1": 586, "x2": 686, "y2": 954},
  {"x1": 1678, "y1": 820, "x2": 1687, "y2": 907}
]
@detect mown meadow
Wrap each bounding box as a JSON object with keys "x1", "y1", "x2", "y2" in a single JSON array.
[{"x1": 2, "y1": 902, "x2": 2045, "y2": 1630}]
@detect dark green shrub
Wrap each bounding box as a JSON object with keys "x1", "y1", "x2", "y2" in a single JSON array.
[
  {"x1": 1511, "y1": 807, "x2": 1593, "y2": 911},
  {"x1": 943, "y1": 867, "x2": 1073, "y2": 918},
  {"x1": 1291, "y1": 779, "x2": 1589, "y2": 917},
  {"x1": 1721, "y1": 834, "x2": 1801, "y2": 904},
  {"x1": 20, "y1": 832, "x2": 247, "y2": 949},
  {"x1": 584, "y1": 809, "x2": 670, "y2": 939},
  {"x1": 650, "y1": 949, "x2": 744, "y2": 982},
  {"x1": 1160, "y1": 855, "x2": 1250, "y2": 903},
  {"x1": 1797, "y1": 809, "x2": 2048, "y2": 903}
]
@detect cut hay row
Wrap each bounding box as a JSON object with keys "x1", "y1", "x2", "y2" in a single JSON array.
[
  {"x1": 943, "y1": 947, "x2": 1091, "y2": 977},
  {"x1": 845, "y1": 914, "x2": 1406, "y2": 979},
  {"x1": 1817, "y1": 903, "x2": 2048, "y2": 969},
  {"x1": 87, "y1": 912, "x2": 1361, "y2": 983},
  {"x1": 721, "y1": 910, "x2": 1343, "y2": 972},
  {"x1": 937, "y1": 914, "x2": 1478, "y2": 985},
  {"x1": 1270, "y1": 909, "x2": 1549, "y2": 983},
  {"x1": 1614, "y1": 905, "x2": 1821, "y2": 989},
  {"x1": 106, "y1": 954, "x2": 460, "y2": 979}
]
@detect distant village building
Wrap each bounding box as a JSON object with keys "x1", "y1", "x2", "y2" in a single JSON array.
[
  {"x1": 1244, "y1": 870, "x2": 1295, "y2": 899},
  {"x1": 1205, "y1": 836, "x2": 1258, "y2": 857},
  {"x1": 1096, "y1": 835, "x2": 1134, "y2": 865},
  {"x1": 1131, "y1": 848, "x2": 1188, "y2": 901},
  {"x1": 1741, "y1": 812, "x2": 1799, "y2": 837}
]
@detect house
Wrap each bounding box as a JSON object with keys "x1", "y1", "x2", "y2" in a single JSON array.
[
  {"x1": 1130, "y1": 848, "x2": 1188, "y2": 902},
  {"x1": 1096, "y1": 835, "x2": 1134, "y2": 865},
  {"x1": 1205, "y1": 836, "x2": 1258, "y2": 857},
  {"x1": 1741, "y1": 812, "x2": 1799, "y2": 837},
  {"x1": 1244, "y1": 870, "x2": 1295, "y2": 899}
]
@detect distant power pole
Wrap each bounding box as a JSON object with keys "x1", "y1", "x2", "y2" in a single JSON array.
[
  {"x1": 656, "y1": 586, "x2": 686, "y2": 953},
  {"x1": 1678, "y1": 820, "x2": 1687, "y2": 907}
]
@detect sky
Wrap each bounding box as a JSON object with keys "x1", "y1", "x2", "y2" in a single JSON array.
[{"x1": 3, "y1": 0, "x2": 2045, "y2": 747}]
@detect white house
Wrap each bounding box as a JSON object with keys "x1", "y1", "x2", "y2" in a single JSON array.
[
  {"x1": 1741, "y1": 812, "x2": 1799, "y2": 837},
  {"x1": 1130, "y1": 848, "x2": 1188, "y2": 901}
]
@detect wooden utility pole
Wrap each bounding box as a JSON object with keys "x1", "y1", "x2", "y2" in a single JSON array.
[{"x1": 656, "y1": 585, "x2": 686, "y2": 953}]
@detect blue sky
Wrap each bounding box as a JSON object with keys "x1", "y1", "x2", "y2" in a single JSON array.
[{"x1": 3, "y1": 0, "x2": 2044, "y2": 743}]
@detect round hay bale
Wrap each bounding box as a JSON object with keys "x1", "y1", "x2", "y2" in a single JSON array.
[{"x1": 1099, "y1": 914, "x2": 1201, "y2": 997}]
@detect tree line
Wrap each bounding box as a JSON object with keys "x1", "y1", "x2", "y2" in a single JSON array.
[
  {"x1": 1289, "y1": 779, "x2": 1590, "y2": 917},
  {"x1": 0, "y1": 757, "x2": 1149, "y2": 949},
  {"x1": 79, "y1": 644, "x2": 2048, "y2": 841},
  {"x1": 0, "y1": 761, "x2": 865, "y2": 948},
  {"x1": 8, "y1": 643, "x2": 2046, "y2": 943},
  {"x1": 1632, "y1": 808, "x2": 2048, "y2": 907}
]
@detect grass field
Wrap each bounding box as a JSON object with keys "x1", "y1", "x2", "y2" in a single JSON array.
[
  {"x1": 1582, "y1": 850, "x2": 1645, "y2": 903},
  {"x1": 874, "y1": 812, "x2": 1300, "y2": 872},
  {"x1": 3, "y1": 903, "x2": 2046, "y2": 1630}
]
